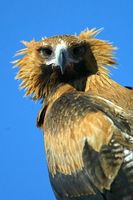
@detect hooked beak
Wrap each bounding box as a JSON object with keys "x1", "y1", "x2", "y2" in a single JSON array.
[
  {"x1": 45, "y1": 42, "x2": 73, "y2": 74},
  {"x1": 55, "y1": 49, "x2": 67, "y2": 74}
]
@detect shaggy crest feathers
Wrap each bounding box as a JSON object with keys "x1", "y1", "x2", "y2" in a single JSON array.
[
  {"x1": 15, "y1": 40, "x2": 47, "y2": 99},
  {"x1": 14, "y1": 28, "x2": 116, "y2": 100},
  {"x1": 79, "y1": 28, "x2": 116, "y2": 75}
]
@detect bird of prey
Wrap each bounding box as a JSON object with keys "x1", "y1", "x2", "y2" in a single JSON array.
[
  {"x1": 14, "y1": 28, "x2": 133, "y2": 110},
  {"x1": 14, "y1": 28, "x2": 133, "y2": 199}
]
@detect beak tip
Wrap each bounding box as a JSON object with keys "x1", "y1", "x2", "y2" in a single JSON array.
[{"x1": 60, "y1": 66, "x2": 64, "y2": 75}]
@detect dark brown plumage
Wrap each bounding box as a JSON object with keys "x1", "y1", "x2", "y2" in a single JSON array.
[
  {"x1": 14, "y1": 28, "x2": 133, "y2": 199},
  {"x1": 37, "y1": 83, "x2": 133, "y2": 200},
  {"x1": 14, "y1": 29, "x2": 114, "y2": 99},
  {"x1": 14, "y1": 29, "x2": 133, "y2": 111}
]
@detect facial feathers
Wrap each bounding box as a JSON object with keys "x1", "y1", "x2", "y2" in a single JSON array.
[
  {"x1": 14, "y1": 28, "x2": 116, "y2": 100},
  {"x1": 14, "y1": 28, "x2": 133, "y2": 199}
]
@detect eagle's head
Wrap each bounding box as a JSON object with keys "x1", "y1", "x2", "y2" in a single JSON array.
[
  {"x1": 14, "y1": 29, "x2": 116, "y2": 100},
  {"x1": 38, "y1": 35, "x2": 97, "y2": 77}
]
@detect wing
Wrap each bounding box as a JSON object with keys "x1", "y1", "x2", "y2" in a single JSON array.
[
  {"x1": 37, "y1": 91, "x2": 133, "y2": 200},
  {"x1": 104, "y1": 149, "x2": 133, "y2": 200}
]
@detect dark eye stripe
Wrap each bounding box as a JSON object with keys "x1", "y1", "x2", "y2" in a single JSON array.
[
  {"x1": 72, "y1": 45, "x2": 86, "y2": 57},
  {"x1": 38, "y1": 47, "x2": 53, "y2": 56}
]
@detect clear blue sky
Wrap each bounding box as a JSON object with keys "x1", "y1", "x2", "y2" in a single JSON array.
[{"x1": 0, "y1": 0, "x2": 133, "y2": 200}]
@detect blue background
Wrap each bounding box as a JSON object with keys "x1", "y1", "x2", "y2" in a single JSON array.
[{"x1": 0, "y1": 0, "x2": 133, "y2": 199}]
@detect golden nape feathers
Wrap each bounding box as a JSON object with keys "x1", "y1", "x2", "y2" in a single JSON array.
[
  {"x1": 14, "y1": 28, "x2": 116, "y2": 100},
  {"x1": 79, "y1": 28, "x2": 116, "y2": 68},
  {"x1": 14, "y1": 28, "x2": 133, "y2": 200}
]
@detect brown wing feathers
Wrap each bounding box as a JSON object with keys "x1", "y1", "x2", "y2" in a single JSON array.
[
  {"x1": 14, "y1": 29, "x2": 133, "y2": 199},
  {"x1": 37, "y1": 84, "x2": 133, "y2": 198}
]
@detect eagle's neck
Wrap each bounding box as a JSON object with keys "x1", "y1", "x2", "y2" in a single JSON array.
[
  {"x1": 37, "y1": 83, "x2": 75, "y2": 128},
  {"x1": 85, "y1": 73, "x2": 133, "y2": 110},
  {"x1": 69, "y1": 76, "x2": 88, "y2": 91},
  {"x1": 46, "y1": 83, "x2": 75, "y2": 105}
]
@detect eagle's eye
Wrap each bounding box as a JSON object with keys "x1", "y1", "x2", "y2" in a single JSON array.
[
  {"x1": 38, "y1": 46, "x2": 53, "y2": 57},
  {"x1": 72, "y1": 45, "x2": 86, "y2": 57}
]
